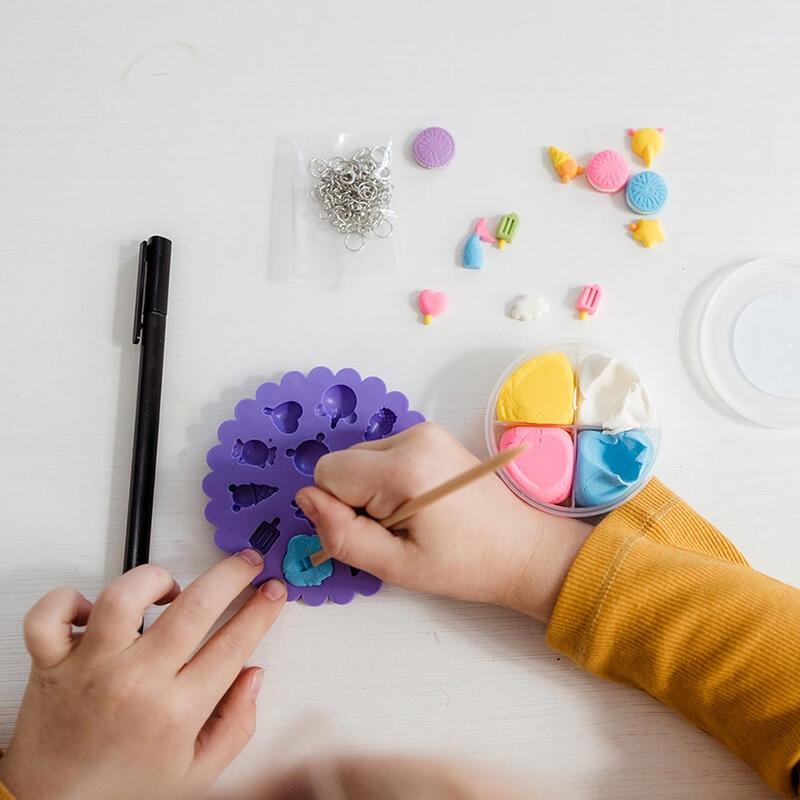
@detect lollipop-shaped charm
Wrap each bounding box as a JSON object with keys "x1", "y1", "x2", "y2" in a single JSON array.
[{"x1": 418, "y1": 289, "x2": 449, "y2": 325}]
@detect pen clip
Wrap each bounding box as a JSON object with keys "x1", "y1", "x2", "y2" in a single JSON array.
[{"x1": 132, "y1": 240, "x2": 147, "y2": 345}]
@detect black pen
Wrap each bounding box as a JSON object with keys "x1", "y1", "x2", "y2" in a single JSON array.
[{"x1": 124, "y1": 236, "x2": 172, "y2": 574}]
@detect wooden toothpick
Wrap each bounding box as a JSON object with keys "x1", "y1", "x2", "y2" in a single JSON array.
[{"x1": 308, "y1": 445, "x2": 527, "y2": 568}]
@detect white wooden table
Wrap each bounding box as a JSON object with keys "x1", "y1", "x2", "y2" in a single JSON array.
[{"x1": 1, "y1": 2, "x2": 798, "y2": 797}]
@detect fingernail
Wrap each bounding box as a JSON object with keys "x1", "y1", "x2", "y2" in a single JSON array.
[
  {"x1": 295, "y1": 490, "x2": 317, "y2": 522},
  {"x1": 248, "y1": 668, "x2": 264, "y2": 702},
  {"x1": 238, "y1": 548, "x2": 263, "y2": 568},
  {"x1": 260, "y1": 578, "x2": 286, "y2": 601}
]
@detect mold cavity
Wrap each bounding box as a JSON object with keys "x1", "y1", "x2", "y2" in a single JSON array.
[
  {"x1": 286, "y1": 433, "x2": 329, "y2": 476},
  {"x1": 248, "y1": 517, "x2": 281, "y2": 554},
  {"x1": 229, "y1": 483, "x2": 278, "y2": 512},
  {"x1": 263, "y1": 400, "x2": 303, "y2": 434},
  {"x1": 290, "y1": 499, "x2": 308, "y2": 520},
  {"x1": 232, "y1": 438, "x2": 276, "y2": 468},
  {"x1": 364, "y1": 407, "x2": 397, "y2": 441},
  {"x1": 315, "y1": 384, "x2": 358, "y2": 429},
  {"x1": 350, "y1": 566, "x2": 361, "y2": 577}
]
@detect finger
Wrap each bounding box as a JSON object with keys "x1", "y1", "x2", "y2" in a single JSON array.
[
  {"x1": 191, "y1": 666, "x2": 263, "y2": 786},
  {"x1": 313, "y1": 449, "x2": 404, "y2": 520},
  {"x1": 80, "y1": 565, "x2": 179, "y2": 656},
  {"x1": 295, "y1": 486, "x2": 406, "y2": 578},
  {"x1": 144, "y1": 550, "x2": 264, "y2": 668},
  {"x1": 24, "y1": 587, "x2": 93, "y2": 668},
  {"x1": 181, "y1": 579, "x2": 285, "y2": 703}
]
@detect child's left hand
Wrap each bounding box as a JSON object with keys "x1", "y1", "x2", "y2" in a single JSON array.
[{"x1": 0, "y1": 550, "x2": 286, "y2": 800}]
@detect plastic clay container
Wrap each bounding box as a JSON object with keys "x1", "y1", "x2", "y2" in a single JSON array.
[{"x1": 485, "y1": 339, "x2": 661, "y2": 518}]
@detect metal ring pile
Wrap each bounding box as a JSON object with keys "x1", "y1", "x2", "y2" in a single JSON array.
[{"x1": 309, "y1": 146, "x2": 394, "y2": 252}]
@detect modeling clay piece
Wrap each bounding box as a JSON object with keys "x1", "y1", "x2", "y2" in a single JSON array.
[
  {"x1": 509, "y1": 295, "x2": 549, "y2": 321},
  {"x1": 495, "y1": 213, "x2": 519, "y2": 249},
  {"x1": 418, "y1": 289, "x2": 449, "y2": 325},
  {"x1": 283, "y1": 534, "x2": 334, "y2": 587},
  {"x1": 496, "y1": 352, "x2": 575, "y2": 425},
  {"x1": 463, "y1": 233, "x2": 484, "y2": 269},
  {"x1": 576, "y1": 284, "x2": 602, "y2": 320},
  {"x1": 628, "y1": 127, "x2": 664, "y2": 167},
  {"x1": 499, "y1": 426, "x2": 574, "y2": 505},
  {"x1": 585, "y1": 150, "x2": 630, "y2": 193},
  {"x1": 475, "y1": 217, "x2": 497, "y2": 243},
  {"x1": 549, "y1": 146, "x2": 584, "y2": 183},
  {"x1": 626, "y1": 170, "x2": 668, "y2": 215},
  {"x1": 412, "y1": 126, "x2": 455, "y2": 169},
  {"x1": 576, "y1": 354, "x2": 653, "y2": 433},
  {"x1": 574, "y1": 430, "x2": 652, "y2": 507},
  {"x1": 629, "y1": 219, "x2": 666, "y2": 248}
]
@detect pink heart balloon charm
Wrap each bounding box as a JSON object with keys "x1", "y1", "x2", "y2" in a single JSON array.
[{"x1": 418, "y1": 289, "x2": 449, "y2": 325}]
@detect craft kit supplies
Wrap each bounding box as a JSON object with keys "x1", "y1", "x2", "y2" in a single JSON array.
[
  {"x1": 495, "y1": 213, "x2": 519, "y2": 248},
  {"x1": 486, "y1": 342, "x2": 659, "y2": 517},
  {"x1": 625, "y1": 170, "x2": 668, "y2": 215},
  {"x1": 628, "y1": 127, "x2": 664, "y2": 167},
  {"x1": 418, "y1": 289, "x2": 448, "y2": 325},
  {"x1": 629, "y1": 219, "x2": 666, "y2": 248},
  {"x1": 585, "y1": 150, "x2": 629, "y2": 193},
  {"x1": 412, "y1": 126, "x2": 455, "y2": 168},
  {"x1": 576, "y1": 284, "x2": 602, "y2": 320},
  {"x1": 549, "y1": 146, "x2": 584, "y2": 183},
  {"x1": 309, "y1": 145, "x2": 394, "y2": 253}
]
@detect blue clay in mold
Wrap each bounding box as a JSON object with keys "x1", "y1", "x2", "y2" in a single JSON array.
[
  {"x1": 574, "y1": 430, "x2": 652, "y2": 507},
  {"x1": 283, "y1": 534, "x2": 333, "y2": 587}
]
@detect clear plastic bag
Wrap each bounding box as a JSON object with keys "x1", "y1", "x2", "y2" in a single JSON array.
[{"x1": 281, "y1": 133, "x2": 399, "y2": 289}]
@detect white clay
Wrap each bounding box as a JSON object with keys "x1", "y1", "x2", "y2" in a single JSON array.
[{"x1": 510, "y1": 295, "x2": 549, "y2": 322}]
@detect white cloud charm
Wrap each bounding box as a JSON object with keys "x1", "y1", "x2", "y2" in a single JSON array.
[{"x1": 509, "y1": 295, "x2": 549, "y2": 322}]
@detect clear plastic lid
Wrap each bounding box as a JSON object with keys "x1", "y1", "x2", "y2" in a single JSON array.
[{"x1": 699, "y1": 258, "x2": 800, "y2": 429}]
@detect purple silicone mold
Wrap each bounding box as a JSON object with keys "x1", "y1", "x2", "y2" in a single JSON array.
[{"x1": 203, "y1": 366, "x2": 425, "y2": 605}]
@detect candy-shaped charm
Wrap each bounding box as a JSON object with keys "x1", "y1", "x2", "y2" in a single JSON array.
[
  {"x1": 496, "y1": 213, "x2": 519, "y2": 249},
  {"x1": 549, "y1": 146, "x2": 584, "y2": 183},
  {"x1": 463, "y1": 232, "x2": 484, "y2": 268},
  {"x1": 629, "y1": 219, "x2": 666, "y2": 248},
  {"x1": 418, "y1": 289, "x2": 449, "y2": 325},
  {"x1": 628, "y1": 127, "x2": 664, "y2": 167},
  {"x1": 577, "y1": 284, "x2": 602, "y2": 320}
]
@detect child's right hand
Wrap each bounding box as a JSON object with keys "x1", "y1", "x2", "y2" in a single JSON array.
[{"x1": 296, "y1": 423, "x2": 590, "y2": 621}]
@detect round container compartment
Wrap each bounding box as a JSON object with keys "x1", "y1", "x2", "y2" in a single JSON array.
[{"x1": 485, "y1": 339, "x2": 661, "y2": 518}]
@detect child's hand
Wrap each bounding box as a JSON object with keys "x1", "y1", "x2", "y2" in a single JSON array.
[
  {"x1": 296, "y1": 423, "x2": 590, "y2": 619},
  {"x1": 0, "y1": 552, "x2": 286, "y2": 800}
]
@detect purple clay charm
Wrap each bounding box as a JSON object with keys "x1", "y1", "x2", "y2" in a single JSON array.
[
  {"x1": 229, "y1": 483, "x2": 279, "y2": 512},
  {"x1": 412, "y1": 126, "x2": 456, "y2": 169},
  {"x1": 315, "y1": 384, "x2": 358, "y2": 429},
  {"x1": 232, "y1": 438, "x2": 276, "y2": 468},
  {"x1": 286, "y1": 433, "x2": 329, "y2": 476},
  {"x1": 263, "y1": 401, "x2": 302, "y2": 434},
  {"x1": 248, "y1": 517, "x2": 282, "y2": 555},
  {"x1": 364, "y1": 407, "x2": 397, "y2": 441}
]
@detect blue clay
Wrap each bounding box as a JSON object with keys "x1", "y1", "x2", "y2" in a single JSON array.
[
  {"x1": 283, "y1": 534, "x2": 333, "y2": 587},
  {"x1": 463, "y1": 233, "x2": 484, "y2": 269},
  {"x1": 574, "y1": 430, "x2": 652, "y2": 507}
]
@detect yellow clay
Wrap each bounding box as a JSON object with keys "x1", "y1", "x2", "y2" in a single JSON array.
[
  {"x1": 496, "y1": 352, "x2": 576, "y2": 425},
  {"x1": 630, "y1": 219, "x2": 666, "y2": 248},
  {"x1": 628, "y1": 127, "x2": 664, "y2": 167},
  {"x1": 549, "y1": 145, "x2": 584, "y2": 183}
]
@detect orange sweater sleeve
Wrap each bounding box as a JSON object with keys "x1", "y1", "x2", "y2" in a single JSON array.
[{"x1": 547, "y1": 478, "x2": 800, "y2": 797}]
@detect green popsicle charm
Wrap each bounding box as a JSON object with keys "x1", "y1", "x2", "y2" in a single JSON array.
[{"x1": 496, "y1": 213, "x2": 519, "y2": 249}]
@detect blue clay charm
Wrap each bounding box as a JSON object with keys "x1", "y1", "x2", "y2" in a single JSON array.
[
  {"x1": 625, "y1": 170, "x2": 668, "y2": 215},
  {"x1": 574, "y1": 430, "x2": 652, "y2": 507},
  {"x1": 283, "y1": 534, "x2": 333, "y2": 587},
  {"x1": 463, "y1": 233, "x2": 484, "y2": 269}
]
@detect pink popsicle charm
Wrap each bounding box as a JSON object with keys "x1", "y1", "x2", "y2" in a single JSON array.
[
  {"x1": 418, "y1": 289, "x2": 449, "y2": 325},
  {"x1": 577, "y1": 284, "x2": 602, "y2": 320}
]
